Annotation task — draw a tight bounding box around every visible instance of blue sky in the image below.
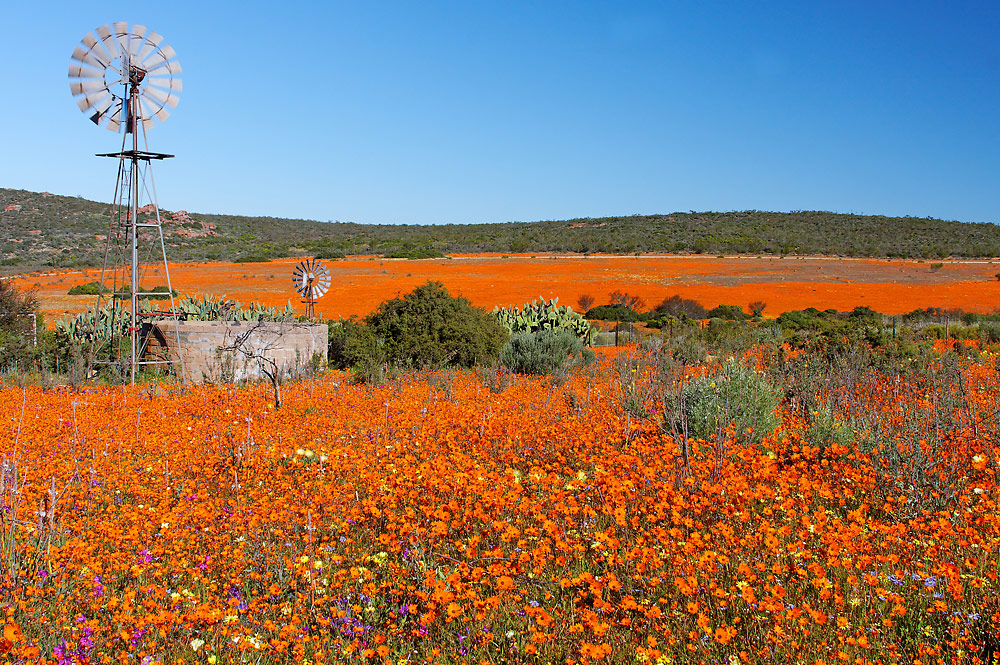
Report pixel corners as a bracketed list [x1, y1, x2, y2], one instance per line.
[1, 1, 998, 224]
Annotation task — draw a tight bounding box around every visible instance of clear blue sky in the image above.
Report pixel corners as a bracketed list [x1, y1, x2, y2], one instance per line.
[2, 1, 998, 225]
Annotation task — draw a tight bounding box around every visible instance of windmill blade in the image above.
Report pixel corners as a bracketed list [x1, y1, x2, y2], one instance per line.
[71, 46, 109, 70]
[127, 24, 148, 58]
[139, 96, 170, 124]
[95, 24, 120, 62]
[146, 77, 183, 92]
[80, 32, 114, 68]
[138, 88, 178, 115]
[77, 90, 113, 113]
[145, 59, 182, 76]
[70, 79, 110, 96]
[91, 98, 122, 129]
[69, 63, 105, 80]
[112, 21, 130, 56]
[137, 31, 164, 63]
[141, 86, 180, 109]
[105, 102, 123, 132]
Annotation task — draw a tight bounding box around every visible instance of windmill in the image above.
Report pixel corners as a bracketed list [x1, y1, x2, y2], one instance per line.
[292, 258, 331, 318]
[69, 22, 184, 384]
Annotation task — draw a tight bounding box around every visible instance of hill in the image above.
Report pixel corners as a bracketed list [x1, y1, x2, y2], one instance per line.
[2, 187, 999, 270]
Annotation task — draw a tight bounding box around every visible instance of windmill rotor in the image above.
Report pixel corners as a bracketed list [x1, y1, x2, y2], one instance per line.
[292, 258, 332, 301]
[69, 22, 181, 132]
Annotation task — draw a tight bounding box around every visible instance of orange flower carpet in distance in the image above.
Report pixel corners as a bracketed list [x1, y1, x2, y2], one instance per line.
[12, 254, 1000, 323]
[0, 351, 998, 663]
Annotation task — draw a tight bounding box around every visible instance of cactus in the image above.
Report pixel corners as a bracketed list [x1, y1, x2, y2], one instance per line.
[171, 295, 295, 322]
[56, 295, 299, 344]
[493, 296, 592, 341]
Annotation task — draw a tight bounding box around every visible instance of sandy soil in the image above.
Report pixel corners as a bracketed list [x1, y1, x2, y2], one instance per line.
[9, 254, 1000, 324]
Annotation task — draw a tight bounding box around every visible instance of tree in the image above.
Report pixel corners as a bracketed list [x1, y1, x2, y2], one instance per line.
[0, 281, 39, 372]
[366, 281, 507, 367]
[0, 280, 37, 332]
[577, 294, 595, 312]
[608, 290, 645, 311]
[748, 301, 767, 317]
[652, 294, 707, 320]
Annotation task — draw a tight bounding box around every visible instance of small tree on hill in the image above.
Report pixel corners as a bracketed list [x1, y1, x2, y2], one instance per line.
[577, 294, 595, 312]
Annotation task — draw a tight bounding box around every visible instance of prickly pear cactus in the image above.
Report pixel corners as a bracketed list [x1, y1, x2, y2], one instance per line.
[493, 296, 592, 341]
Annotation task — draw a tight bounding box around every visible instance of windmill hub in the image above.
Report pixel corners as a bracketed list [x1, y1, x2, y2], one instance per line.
[129, 66, 146, 86]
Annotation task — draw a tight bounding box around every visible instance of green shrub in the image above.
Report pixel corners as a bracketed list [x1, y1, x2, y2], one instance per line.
[980, 322, 1000, 344]
[67, 281, 107, 295]
[0, 281, 40, 372]
[665, 334, 707, 365]
[316, 249, 346, 260]
[807, 406, 856, 451]
[585, 304, 643, 322]
[499, 329, 594, 376]
[670, 360, 779, 446]
[366, 281, 507, 367]
[705, 304, 749, 321]
[327, 317, 381, 370]
[383, 247, 444, 259]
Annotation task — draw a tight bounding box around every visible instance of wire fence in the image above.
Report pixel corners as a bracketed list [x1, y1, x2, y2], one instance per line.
[590, 329, 641, 347]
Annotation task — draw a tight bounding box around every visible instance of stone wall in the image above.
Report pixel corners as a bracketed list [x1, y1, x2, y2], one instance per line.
[144, 320, 328, 383]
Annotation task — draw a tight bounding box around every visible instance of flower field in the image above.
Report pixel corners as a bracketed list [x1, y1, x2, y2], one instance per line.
[13, 254, 1000, 323]
[1, 344, 998, 663]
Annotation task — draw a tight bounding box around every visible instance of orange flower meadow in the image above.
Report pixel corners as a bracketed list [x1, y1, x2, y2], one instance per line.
[15, 254, 1000, 322]
[0, 349, 998, 663]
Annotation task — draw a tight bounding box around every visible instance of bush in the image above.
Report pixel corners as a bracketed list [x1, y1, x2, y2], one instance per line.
[328, 317, 381, 370]
[0, 281, 40, 372]
[67, 281, 107, 296]
[705, 304, 749, 321]
[499, 329, 594, 376]
[383, 247, 444, 259]
[585, 304, 643, 322]
[652, 294, 707, 320]
[670, 360, 779, 446]
[366, 281, 507, 367]
[316, 249, 346, 260]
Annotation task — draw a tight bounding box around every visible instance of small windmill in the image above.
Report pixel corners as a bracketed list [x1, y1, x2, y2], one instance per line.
[292, 258, 331, 318]
[69, 22, 184, 384]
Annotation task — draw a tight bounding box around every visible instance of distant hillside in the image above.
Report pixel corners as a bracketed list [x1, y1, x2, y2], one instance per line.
[2, 187, 998, 270]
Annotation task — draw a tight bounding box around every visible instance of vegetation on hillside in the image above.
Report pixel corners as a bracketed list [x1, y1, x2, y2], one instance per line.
[3, 187, 1000, 270]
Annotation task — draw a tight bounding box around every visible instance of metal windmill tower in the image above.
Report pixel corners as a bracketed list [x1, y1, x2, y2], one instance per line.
[69, 22, 184, 384]
[292, 258, 331, 318]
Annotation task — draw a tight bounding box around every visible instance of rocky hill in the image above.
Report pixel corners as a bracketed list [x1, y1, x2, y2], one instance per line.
[2, 187, 998, 270]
